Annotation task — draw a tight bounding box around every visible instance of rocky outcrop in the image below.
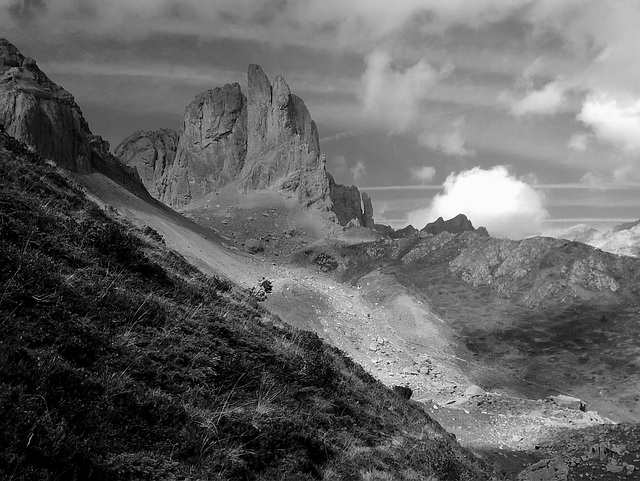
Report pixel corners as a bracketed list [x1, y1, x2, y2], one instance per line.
[517, 456, 568, 481]
[0, 38, 147, 196]
[115, 64, 372, 226]
[0, 38, 93, 172]
[330, 179, 369, 226]
[114, 129, 179, 200]
[169, 84, 247, 206]
[421, 214, 487, 236]
[392, 225, 419, 238]
[445, 236, 628, 307]
[550, 395, 586, 412]
[361, 192, 375, 228]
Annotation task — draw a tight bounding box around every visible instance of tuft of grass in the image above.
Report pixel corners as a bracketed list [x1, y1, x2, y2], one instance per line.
[0, 131, 502, 480]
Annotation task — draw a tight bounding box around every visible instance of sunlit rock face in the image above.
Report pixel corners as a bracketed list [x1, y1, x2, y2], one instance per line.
[170, 83, 248, 207]
[0, 37, 96, 172]
[115, 64, 373, 226]
[238, 64, 330, 213]
[0, 38, 145, 195]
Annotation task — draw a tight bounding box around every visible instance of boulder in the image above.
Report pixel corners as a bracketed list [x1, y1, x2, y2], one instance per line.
[550, 395, 586, 412]
[464, 385, 486, 397]
[517, 456, 568, 481]
[244, 239, 264, 254]
[393, 386, 413, 400]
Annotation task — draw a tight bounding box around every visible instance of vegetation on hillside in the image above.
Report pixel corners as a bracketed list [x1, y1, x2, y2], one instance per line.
[0, 131, 500, 480]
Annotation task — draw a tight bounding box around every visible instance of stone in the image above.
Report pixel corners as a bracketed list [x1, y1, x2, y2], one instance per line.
[244, 239, 264, 254]
[517, 456, 568, 481]
[392, 386, 413, 400]
[464, 385, 486, 397]
[550, 395, 586, 412]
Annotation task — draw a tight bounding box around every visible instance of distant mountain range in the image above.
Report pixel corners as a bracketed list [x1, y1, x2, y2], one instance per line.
[545, 220, 640, 257]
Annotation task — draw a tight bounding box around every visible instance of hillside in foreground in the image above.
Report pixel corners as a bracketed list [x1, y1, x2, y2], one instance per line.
[0, 131, 500, 479]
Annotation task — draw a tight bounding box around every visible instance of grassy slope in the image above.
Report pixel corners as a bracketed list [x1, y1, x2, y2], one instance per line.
[0, 132, 500, 480]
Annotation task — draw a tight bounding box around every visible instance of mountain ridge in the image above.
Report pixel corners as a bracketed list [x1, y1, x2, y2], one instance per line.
[546, 220, 640, 258]
[115, 64, 374, 228]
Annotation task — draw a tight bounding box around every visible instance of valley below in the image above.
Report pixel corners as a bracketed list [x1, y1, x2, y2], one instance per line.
[96, 180, 640, 479]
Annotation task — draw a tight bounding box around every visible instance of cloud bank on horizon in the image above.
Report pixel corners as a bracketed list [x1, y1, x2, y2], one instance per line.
[3, 0, 640, 235]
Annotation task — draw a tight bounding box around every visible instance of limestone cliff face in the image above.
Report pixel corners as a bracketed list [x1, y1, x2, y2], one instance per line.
[0, 38, 93, 172]
[114, 129, 179, 200]
[168, 84, 247, 206]
[116, 64, 373, 226]
[238, 65, 330, 211]
[0, 38, 146, 196]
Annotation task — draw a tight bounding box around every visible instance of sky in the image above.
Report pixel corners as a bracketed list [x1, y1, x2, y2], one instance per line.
[2, 0, 640, 238]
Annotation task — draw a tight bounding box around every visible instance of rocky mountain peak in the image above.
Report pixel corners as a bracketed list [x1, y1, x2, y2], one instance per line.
[0, 38, 145, 196]
[116, 64, 372, 227]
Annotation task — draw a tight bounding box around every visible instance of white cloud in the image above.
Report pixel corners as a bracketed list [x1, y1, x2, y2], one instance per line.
[351, 159, 367, 182]
[418, 117, 475, 156]
[360, 49, 441, 133]
[407, 166, 549, 239]
[568, 133, 588, 152]
[577, 93, 640, 155]
[411, 166, 436, 183]
[501, 80, 567, 117]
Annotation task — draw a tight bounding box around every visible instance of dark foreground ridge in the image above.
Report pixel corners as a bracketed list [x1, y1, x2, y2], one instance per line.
[0, 132, 500, 479]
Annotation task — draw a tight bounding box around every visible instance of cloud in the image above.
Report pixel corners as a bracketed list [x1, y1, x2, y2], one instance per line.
[411, 166, 436, 184]
[500, 80, 567, 117]
[407, 166, 549, 239]
[418, 117, 475, 156]
[360, 49, 441, 133]
[577, 93, 640, 156]
[351, 159, 367, 182]
[568, 133, 588, 152]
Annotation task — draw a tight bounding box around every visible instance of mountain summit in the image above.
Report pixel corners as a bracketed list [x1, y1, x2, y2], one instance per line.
[116, 65, 374, 227]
